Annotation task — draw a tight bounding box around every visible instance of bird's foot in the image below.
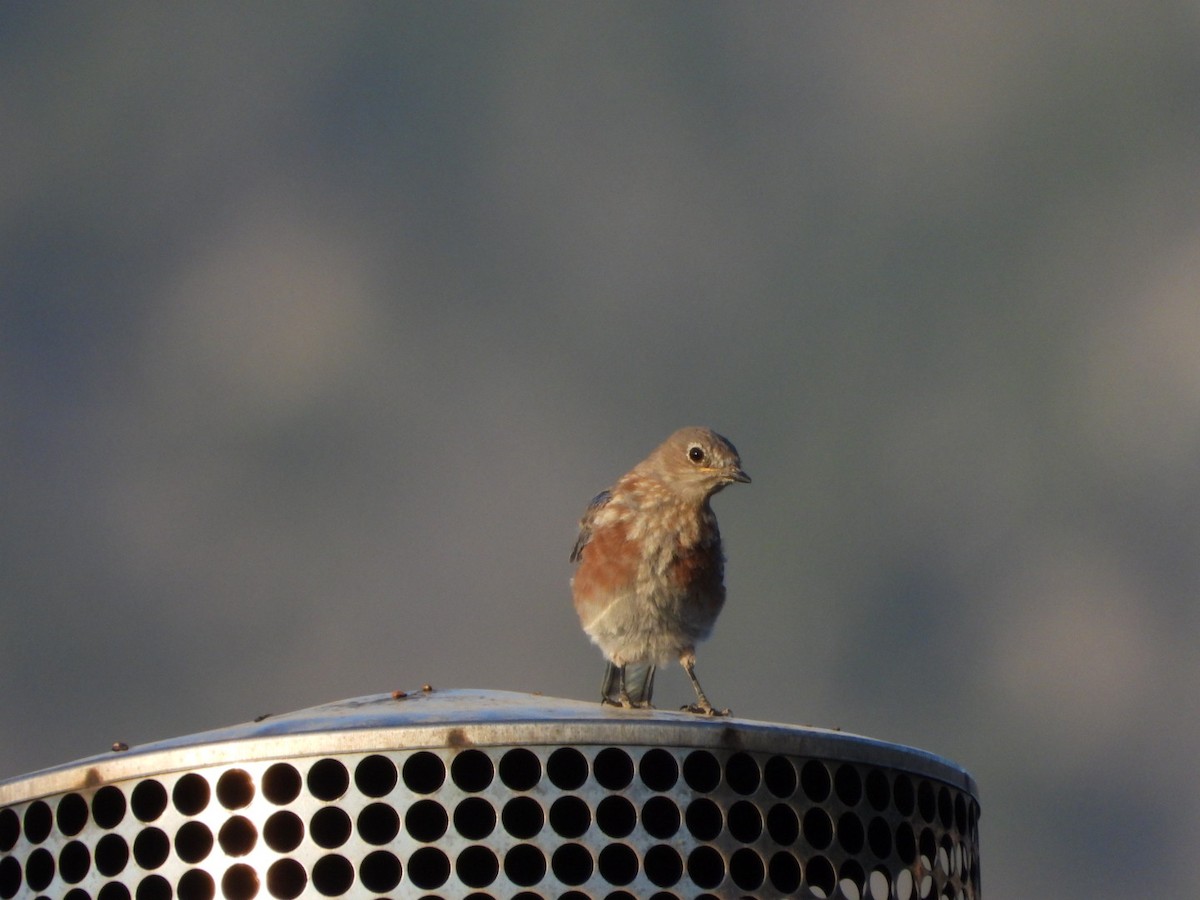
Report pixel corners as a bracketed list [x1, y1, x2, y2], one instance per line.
[682, 703, 731, 717]
[601, 695, 654, 710]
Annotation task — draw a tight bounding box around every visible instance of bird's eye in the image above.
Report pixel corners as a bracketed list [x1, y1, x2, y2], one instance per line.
[688, 446, 706, 463]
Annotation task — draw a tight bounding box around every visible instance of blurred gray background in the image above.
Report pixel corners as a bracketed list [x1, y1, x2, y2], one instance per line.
[3, 3, 1199, 898]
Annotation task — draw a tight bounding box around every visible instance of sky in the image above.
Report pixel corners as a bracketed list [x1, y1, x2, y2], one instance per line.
[3, 4, 1200, 898]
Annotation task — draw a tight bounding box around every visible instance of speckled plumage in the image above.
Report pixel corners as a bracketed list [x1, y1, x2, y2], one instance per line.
[570, 427, 750, 715]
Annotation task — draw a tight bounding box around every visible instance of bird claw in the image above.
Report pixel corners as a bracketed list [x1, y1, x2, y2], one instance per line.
[602, 696, 654, 710]
[682, 704, 731, 717]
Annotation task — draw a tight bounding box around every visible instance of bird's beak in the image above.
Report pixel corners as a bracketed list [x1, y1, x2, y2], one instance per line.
[728, 466, 751, 484]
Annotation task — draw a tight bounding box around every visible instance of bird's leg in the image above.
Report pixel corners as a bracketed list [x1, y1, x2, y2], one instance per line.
[600, 662, 639, 708]
[680, 651, 730, 717]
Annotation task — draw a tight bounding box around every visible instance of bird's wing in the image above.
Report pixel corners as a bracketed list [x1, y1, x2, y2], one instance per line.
[570, 490, 612, 563]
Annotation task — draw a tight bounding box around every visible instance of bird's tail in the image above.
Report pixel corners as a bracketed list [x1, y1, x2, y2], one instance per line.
[602, 661, 656, 707]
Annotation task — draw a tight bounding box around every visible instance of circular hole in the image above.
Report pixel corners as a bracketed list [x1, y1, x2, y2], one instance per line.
[649, 893, 680, 900]
[310, 807, 352, 849]
[360, 850, 402, 893]
[594, 748, 634, 790]
[920, 826, 937, 863]
[97, 884, 132, 900]
[175, 820, 214, 863]
[450, 750, 494, 792]
[938, 834, 955, 876]
[57, 794, 89, 836]
[869, 866, 892, 900]
[687, 845, 725, 890]
[767, 803, 800, 845]
[840, 859, 867, 899]
[726, 752, 761, 795]
[866, 769, 891, 811]
[765, 756, 797, 798]
[357, 802, 400, 845]
[868, 816, 892, 858]
[267, 858, 307, 899]
[262, 763, 302, 805]
[264, 811, 304, 853]
[133, 827, 170, 869]
[730, 847, 765, 891]
[137, 874, 172, 900]
[596, 795, 636, 838]
[728, 800, 763, 843]
[499, 748, 542, 791]
[685, 797, 723, 842]
[0, 809, 16, 853]
[95, 833, 130, 876]
[954, 793, 968, 834]
[641, 795, 681, 839]
[547, 747, 589, 790]
[838, 811, 865, 853]
[917, 780, 936, 823]
[681, 750, 720, 793]
[0, 856, 20, 898]
[407, 798, 449, 842]
[894, 774, 915, 816]
[504, 844, 547, 887]
[24, 801, 52, 843]
[770, 850, 802, 894]
[307, 759, 350, 802]
[312, 854, 354, 896]
[131, 781, 168, 822]
[454, 797, 496, 840]
[173, 773, 211, 815]
[548, 795, 591, 839]
[222, 862, 259, 900]
[456, 845, 499, 888]
[551, 843, 593, 886]
[604, 893, 636, 900]
[645, 844, 683, 887]
[218, 816, 257, 856]
[938, 786, 954, 828]
[597, 843, 638, 886]
[216, 769, 254, 810]
[408, 846, 451, 890]
[502, 796, 544, 839]
[803, 807, 834, 850]
[807, 855, 836, 897]
[639, 749, 679, 791]
[355, 755, 398, 798]
[92, 785, 127, 830]
[25, 847, 54, 890]
[178, 868, 215, 900]
[895, 821, 917, 865]
[801, 760, 831, 803]
[65, 890, 90, 900]
[835, 764, 863, 806]
[402, 751, 446, 794]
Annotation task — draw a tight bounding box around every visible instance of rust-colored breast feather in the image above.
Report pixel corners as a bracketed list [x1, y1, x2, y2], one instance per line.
[571, 520, 639, 613]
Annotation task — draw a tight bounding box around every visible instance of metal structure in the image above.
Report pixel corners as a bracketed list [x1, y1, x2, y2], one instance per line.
[0, 689, 980, 899]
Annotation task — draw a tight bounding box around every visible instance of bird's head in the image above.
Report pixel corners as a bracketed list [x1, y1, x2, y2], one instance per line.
[644, 426, 751, 502]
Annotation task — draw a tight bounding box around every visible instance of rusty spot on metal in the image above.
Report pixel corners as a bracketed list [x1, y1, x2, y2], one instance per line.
[392, 689, 408, 700]
[446, 727, 472, 749]
[81, 767, 104, 788]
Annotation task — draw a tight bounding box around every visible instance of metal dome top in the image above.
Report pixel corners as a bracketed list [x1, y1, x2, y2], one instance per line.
[0, 688, 976, 806]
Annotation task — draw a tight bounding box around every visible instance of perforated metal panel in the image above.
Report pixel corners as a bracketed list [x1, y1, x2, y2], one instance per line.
[0, 690, 980, 899]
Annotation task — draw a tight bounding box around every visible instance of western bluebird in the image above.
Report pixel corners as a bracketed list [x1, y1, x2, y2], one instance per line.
[570, 426, 750, 715]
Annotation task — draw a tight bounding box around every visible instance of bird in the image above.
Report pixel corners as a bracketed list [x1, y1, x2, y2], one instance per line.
[570, 426, 750, 716]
